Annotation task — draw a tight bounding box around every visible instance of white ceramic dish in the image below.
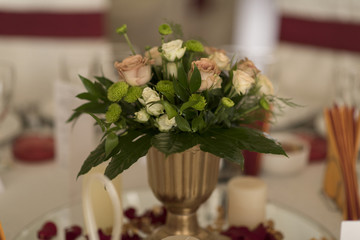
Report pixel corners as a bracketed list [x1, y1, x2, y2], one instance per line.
[0, 112, 22, 145]
[261, 132, 310, 176]
[13, 187, 335, 240]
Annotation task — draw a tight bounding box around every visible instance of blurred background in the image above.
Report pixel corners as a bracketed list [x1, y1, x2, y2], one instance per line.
[1, 0, 360, 239]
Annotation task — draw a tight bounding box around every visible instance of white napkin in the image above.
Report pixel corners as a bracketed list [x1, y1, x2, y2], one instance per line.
[340, 221, 360, 240]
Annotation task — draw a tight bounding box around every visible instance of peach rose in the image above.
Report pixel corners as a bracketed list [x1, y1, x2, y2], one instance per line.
[232, 70, 255, 95]
[191, 58, 222, 91]
[209, 51, 230, 71]
[237, 58, 260, 78]
[114, 54, 152, 86]
[257, 74, 274, 95]
[204, 46, 226, 55]
[145, 47, 162, 66]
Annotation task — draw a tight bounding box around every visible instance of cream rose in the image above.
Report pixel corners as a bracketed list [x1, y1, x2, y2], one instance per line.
[166, 62, 178, 78]
[191, 58, 222, 91]
[257, 74, 274, 95]
[232, 70, 255, 95]
[141, 87, 159, 103]
[146, 96, 164, 116]
[162, 39, 186, 62]
[209, 51, 230, 71]
[134, 108, 150, 123]
[114, 54, 152, 86]
[237, 58, 260, 78]
[145, 47, 162, 66]
[140, 87, 164, 116]
[156, 114, 176, 132]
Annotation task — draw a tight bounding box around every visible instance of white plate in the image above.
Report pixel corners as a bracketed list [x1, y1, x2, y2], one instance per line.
[13, 187, 335, 240]
[0, 112, 22, 145]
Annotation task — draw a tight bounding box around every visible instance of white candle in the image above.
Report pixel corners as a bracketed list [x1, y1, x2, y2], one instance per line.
[162, 236, 200, 240]
[82, 162, 122, 232]
[83, 173, 122, 240]
[227, 176, 267, 229]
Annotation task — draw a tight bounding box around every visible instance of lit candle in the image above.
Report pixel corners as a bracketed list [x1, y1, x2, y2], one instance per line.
[82, 162, 122, 233]
[162, 236, 200, 240]
[227, 176, 267, 229]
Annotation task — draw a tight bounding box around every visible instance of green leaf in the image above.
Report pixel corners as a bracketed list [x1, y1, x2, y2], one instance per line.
[173, 78, 189, 102]
[76, 92, 98, 101]
[105, 132, 119, 157]
[191, 115, 206, 132]
[89, 113, 107, 132]
[162, 101, 178, 119]
[104, 132, 153, 179]
[198, 133, 244, 166]
[67, 111, 82, 123]
[151, 132, 198, 155]
[177, 63, 188, 89]
[77, 140, 119, 178]
[207, 127, 287, 156]
[260, 97, 270, 110]
[94, 81, 107, 100]
[79, 75, 102, 98]
[189, 65, 201, 93]
[180, 100, 198, 113]
[175, 115, 191, 132]
[74, 102, 107, 114]
[95, 76, 114, 89]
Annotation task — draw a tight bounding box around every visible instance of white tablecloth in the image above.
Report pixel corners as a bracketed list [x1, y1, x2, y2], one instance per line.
[0, 153, 342, 240]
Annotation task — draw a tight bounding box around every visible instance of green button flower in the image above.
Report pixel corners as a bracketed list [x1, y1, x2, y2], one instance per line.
[185, 40, 204, 52]
[156, 80, 175, 97]
[221, 97, 234, 108]
[107, 81, 129, 102]
[189, 94, 206, 111]
[116, 24, 127, 35]
[106, 103, 122, 123]
[158, 24, 172, 36]
[124, 86, 143, 103]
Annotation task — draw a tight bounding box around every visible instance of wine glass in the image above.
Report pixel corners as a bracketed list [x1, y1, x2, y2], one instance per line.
[0, 61, 15, 170]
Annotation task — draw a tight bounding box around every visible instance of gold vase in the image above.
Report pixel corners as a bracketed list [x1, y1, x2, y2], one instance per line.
[146, 146, 221, 240]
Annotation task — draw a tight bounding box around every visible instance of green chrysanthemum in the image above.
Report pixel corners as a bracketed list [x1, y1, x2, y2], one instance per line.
[156, 80, 175, 97]
[107, 81, 129, 102]
[185, 40, 204, 52]
[116, 24, 127, 35]
[123, 86, 143, 103]
[158, 24, 173, 36]
[105, 103, 122, 123]
[189, 94, 206, 111]
[221, 97, 234, 108]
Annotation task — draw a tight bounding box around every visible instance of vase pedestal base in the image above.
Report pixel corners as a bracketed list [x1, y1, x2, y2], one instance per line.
[146, 212, 230, 240]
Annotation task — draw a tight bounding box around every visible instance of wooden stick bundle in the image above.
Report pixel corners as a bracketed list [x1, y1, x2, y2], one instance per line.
[324, 105, 360, 220]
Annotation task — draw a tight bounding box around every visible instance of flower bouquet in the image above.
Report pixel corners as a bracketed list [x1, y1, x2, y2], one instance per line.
[68, 23, 289, 179]
[68, 23, 292, 239]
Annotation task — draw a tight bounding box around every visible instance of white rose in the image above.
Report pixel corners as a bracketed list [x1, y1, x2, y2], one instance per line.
[167, 62, 178, 78]
[135, 108, 150, 123]
[146, 95, 164, 116]
[162, 39, 186, 62]
[156, 114, 176, 132]
[232, 70, 255, 95]
[209, 52, 230, 71]
[142, 87, 159, 103]
[257, 74, 274, 95]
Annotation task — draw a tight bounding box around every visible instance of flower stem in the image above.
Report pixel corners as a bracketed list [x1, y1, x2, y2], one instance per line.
[239, 105, 260, 117]
[124, 33, 136, 55]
